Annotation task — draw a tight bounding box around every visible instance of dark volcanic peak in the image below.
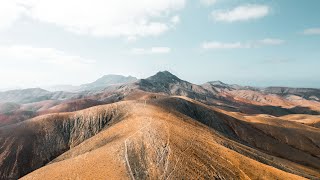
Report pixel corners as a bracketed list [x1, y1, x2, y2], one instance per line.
[137, 71, 214, 100]
[202, 80, 242, 91]
[205, 80, 233, 89]
[147, 71, 181, 83]
[207, 80, 227, 86]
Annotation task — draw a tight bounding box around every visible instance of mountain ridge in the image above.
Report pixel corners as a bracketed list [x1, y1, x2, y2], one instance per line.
[1, 71, 320, 127]
[2, 97, 319, 179]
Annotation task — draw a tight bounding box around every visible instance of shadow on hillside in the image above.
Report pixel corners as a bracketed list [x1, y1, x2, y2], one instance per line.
[207, 96, 320, 116]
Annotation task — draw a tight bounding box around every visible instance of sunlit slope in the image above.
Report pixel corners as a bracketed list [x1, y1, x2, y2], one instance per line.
[20, 97, 318, 179]
[280, 114, 320, 128]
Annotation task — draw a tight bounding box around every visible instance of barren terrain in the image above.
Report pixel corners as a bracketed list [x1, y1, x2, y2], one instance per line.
[0, 72, 320, 179]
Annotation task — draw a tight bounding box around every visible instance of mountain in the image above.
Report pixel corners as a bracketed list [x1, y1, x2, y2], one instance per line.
[2, 97, 319, 179]
[136, 71, 214, 100]
[79, 74, 137, 92]
[43, 85, 80, 92]
[43, 75, 138, 92]
[1, 71, 320, 127]
[0, 88, 50, 103]
[262, 87, 320, 101]
[0, 74, 138, 125]
[0, 71, 320, 179]
[204, 80, 236, 89]
[0, 88, 79, 104]
[0, 102, 21, 114]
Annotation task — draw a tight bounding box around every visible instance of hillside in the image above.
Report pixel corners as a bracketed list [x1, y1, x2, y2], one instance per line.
[1, 96, 319, 179]
[280, 114, 320, 128]
[263, 87, 320, 101]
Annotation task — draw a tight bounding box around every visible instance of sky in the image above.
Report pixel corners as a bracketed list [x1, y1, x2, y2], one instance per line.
[0, 0, 319, 89]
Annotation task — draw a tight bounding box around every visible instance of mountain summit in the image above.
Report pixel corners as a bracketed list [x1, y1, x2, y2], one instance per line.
[147, 71, 181, 83]
[135, 71, 211, 100]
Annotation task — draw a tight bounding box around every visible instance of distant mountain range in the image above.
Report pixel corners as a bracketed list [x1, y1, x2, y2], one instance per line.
[0, 71, 319, 111]
[0, 71, 319, 127]
[44, 74, 138, 92]
[2, 71, 318, 104]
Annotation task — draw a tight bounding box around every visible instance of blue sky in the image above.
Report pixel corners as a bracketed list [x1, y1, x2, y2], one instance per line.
[0, 0, 319, 89]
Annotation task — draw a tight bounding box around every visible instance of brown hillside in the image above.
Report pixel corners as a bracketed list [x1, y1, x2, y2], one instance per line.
[0, 97, 317, 179]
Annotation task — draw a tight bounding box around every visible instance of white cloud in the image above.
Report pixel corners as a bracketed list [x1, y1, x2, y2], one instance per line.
[5, 0, 185, 38]
[259, 38, 285, 45]
[212, 4, 269, 22]
[200, 0, 217, 6]
[126, 36, 138, 42]
[151, 47, 171, 53]
[202, 41, 250, 49]
[171, 15, 181, 25]
[0, 45, 95, 68]
[0, 0, 26, 30]
[303, 28, 320, 35]
[132, 47, 171, 54]
[202, 38, 284, 50]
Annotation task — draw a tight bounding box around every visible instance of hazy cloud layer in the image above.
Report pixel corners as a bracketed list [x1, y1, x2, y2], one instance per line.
[202, 38, 284, 50]
[211, 4, 269, 22]
[303, 28, 320, 35]
[258, 38, 285, 45]
[202, 42, 250, 49]
[132, 47, 171, 55]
